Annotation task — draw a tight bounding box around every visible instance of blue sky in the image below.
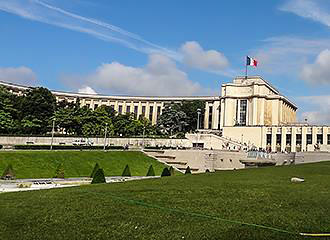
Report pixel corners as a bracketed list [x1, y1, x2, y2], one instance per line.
[1, 0, 330, 123]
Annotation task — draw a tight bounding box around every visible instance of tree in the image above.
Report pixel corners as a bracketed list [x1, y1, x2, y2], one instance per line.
[157, 103, 188, 135]
[90, 163, 100, 178]
[185, 166, 192, 175]
[169, 166, 175, 176]
[122, 164, 131, 177]
[1, 164, 15, 179]
[146, 165, 155, 176]
[161, 167, 171, 177]
[180, 100, 205, 132]
[91, 168, 106, 184]
[0, 110, 14, 133]
[20, 87, 56, 134]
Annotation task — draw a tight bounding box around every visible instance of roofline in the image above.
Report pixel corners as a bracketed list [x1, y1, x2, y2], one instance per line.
[0, 80, 219, 101]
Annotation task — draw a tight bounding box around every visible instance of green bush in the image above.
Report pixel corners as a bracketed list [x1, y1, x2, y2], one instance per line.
[1, 164, 15, 179]
[205, 169, 210, 173]
[90, 163, 100, 178]
[91, 168, 106, 184]
[0, 145, 3, 149]
[161, 167, 171, 177]
[122, 164, 131, 177]
[13, 145, 124, 150]
[146, 165, 155, 176]
[185, 166, 191, 175]
[54, 163, 65, 178]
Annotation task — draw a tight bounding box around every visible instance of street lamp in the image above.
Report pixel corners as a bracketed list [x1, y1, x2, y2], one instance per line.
[197, 108, 201, 130]
[50, 117, 56, 150]
[103, 123, 108, 151]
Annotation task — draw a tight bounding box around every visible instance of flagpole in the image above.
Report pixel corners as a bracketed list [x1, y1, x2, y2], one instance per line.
[245, 56, 248, 79]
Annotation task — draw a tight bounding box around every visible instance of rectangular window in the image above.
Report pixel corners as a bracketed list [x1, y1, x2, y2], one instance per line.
[208, 106, 213, 129]
[239, 100, 247, 126]
[142, 106, 146, 118]
[156, 106, 161, 121]
[276, 134, 281, 145]
[134, 106, 138, 114]
[317, 134, 323, 144]
[126, 106, 130, 114]
[286, 134, 291, 145]
[149, 106, 153, 121]
[266, 134, 272, 145]
[118, 105, 122, 114]
[306, 134, 312, 145]
[94, 104, 98, 109]
[328, 134, 330, 145]
[296, 134, 302, 145]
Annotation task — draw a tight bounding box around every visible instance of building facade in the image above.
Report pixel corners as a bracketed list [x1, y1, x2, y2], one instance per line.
[1, 76, 329, 153]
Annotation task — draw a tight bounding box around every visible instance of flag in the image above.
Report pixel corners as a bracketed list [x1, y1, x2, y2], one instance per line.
[246, 56, 258, 67]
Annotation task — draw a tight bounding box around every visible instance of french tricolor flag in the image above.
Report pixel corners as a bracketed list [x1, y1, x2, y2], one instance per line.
[246, 56, 258, 67]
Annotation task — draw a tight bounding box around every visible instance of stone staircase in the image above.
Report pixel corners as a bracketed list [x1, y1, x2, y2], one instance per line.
[143, 149, 196, 173]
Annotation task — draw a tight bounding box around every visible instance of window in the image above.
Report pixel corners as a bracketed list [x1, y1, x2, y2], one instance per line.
[328, 134, 330, 145]
[286, 134, 291, 145]
[94, 104, 98, 109]
[208, 106, 213, 129]
[134, 106, 138, 115]
[118, 105, 122, 114]
[149, 106, 153, 121]
[266, 134, 272, 145]
[156, 106, 161, 120]
[126, 106, 130, 114]
[317, 134, 323, 144]
[142, 106, 146, 116]
[296, 134, 302, 145]
[306, 134, 312, 145]
[239, 100, 247, 126]
[86, 104, 90, 109]
[276, 134, 281, 145]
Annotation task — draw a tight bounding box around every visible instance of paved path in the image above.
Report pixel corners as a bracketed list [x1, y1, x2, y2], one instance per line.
[0, 176, 159, 193]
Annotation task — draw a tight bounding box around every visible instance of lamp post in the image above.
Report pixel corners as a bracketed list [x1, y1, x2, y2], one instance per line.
[50, 117, 56, 150]
[103, 123, 108, 151]
[197, 108, 201, 130]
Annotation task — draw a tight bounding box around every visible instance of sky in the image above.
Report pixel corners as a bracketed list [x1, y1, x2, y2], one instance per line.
[2, 0, 330, 124]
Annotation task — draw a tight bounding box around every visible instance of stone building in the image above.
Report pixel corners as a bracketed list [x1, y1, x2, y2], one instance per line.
[1, 76, 329, 153]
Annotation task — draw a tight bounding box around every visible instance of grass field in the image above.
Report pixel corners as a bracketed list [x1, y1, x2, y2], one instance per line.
[1, 162, 330, 239]
[0, 151, 167, 178]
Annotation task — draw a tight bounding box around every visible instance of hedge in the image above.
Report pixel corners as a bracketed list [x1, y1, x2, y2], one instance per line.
[13, 145, 124, 150]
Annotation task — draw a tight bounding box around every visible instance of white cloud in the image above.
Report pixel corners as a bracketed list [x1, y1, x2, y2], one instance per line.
[297, 95, 330, 124]
[252, 36, 330, 75]
[78, 85, 97, 94]
[68, 54, 212, 96]
[180, 41, 229, 71]
[280, 0, 330, 27]
[301, 49, 330, 84]
[0, 66, 37, 85]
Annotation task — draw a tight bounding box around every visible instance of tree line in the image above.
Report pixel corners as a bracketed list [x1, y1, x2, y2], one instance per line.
[0, 86, 205, 137]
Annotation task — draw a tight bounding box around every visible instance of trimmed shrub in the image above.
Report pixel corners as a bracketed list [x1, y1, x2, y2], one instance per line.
[161, 167, 171, 177]
[1, 164, 15, 179]
[54, 163, 65, 178]
[122, 164, 131, 177]
[185, 166, 192, 175]
[91, 168, 106, 184]
[205, 169, 210, 173]
[0, 145, 3, 150]
[146, 165, 155, 176]
[169, 166, 175, 176]
[13, 145, 124, 150]
[90, 163, 100, 178]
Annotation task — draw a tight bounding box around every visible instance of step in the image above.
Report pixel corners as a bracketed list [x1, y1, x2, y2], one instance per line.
[165, 161, 187, 165]
[178, 167, 199, 171]
[143, 149, 165, 154]
[155, 155, 176, 159]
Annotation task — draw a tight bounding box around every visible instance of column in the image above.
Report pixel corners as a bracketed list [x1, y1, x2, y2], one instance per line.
[291, 127, 296, 152]
[271, 127, 276, 152]
[204, 102, 209, 129]
[323, 127, 328, 147]
[301, 127, 307, 151]
[220, 99, 225, 128]
[212, 100, 220, 129]
[312, 127, 317, 146]
[122, 101, 127, 114]
[259, 98, 265, 126]
[152, 102, 157, 125]
[252, 98, 257, 125]
[281, 127, 286, 152]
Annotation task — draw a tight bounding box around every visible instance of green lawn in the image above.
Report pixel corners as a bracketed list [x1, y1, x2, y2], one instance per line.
[0, 151, 167, 178]
[1, 162, 330, 240]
